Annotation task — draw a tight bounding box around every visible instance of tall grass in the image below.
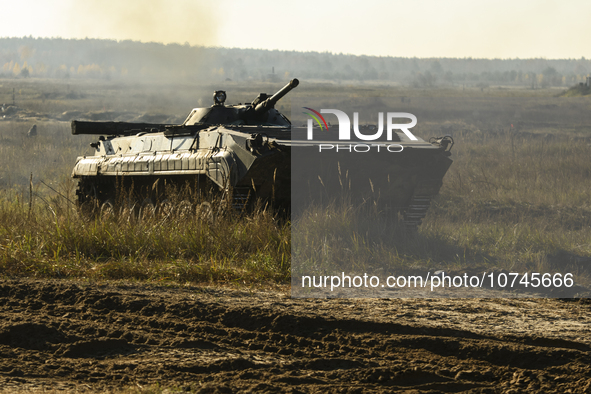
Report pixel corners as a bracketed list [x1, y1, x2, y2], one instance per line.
[1, 127, 589, 287]
[292, 127, 591, 288]
[424, 128, 591, 277]
[0, 190, 290, 284]
[1, 80, 590, 287]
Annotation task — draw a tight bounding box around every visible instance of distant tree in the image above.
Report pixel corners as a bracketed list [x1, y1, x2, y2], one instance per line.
[412, 71, 437, 88]
[430, 60, 443, 75]
[20, 67, 29, 78]
[12, 62, 21, 76]
[362, 65, 378, 80]
[541, 67, 562, 87]
[564, 73, 578, 86]
[525, 71, 537, 89]
[509, 70, 517, 82]
[574, 63, 587, 77]
[3, 37, 591, 86]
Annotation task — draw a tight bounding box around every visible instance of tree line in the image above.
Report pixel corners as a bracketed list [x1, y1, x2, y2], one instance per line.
[1, 37, 589, 87]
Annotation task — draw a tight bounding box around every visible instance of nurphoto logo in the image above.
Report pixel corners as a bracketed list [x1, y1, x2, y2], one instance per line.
[303, 108, 419, 152]
[303, 108, 418, 141]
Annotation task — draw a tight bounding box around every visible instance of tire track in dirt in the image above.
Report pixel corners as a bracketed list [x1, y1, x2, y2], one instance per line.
[0, 279, 590, 393]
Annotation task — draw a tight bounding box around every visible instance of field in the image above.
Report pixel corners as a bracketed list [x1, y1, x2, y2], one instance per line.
[1, 279, 590, 393]
[0, 78, 590, 392]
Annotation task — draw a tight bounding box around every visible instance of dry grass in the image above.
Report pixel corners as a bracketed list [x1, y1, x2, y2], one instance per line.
[291, 92, 591, 289]
[292, 130, 591, 286]
[0, 79, 590, 288]
[424, 130, 591, 276]
[0, 189, 290, 284]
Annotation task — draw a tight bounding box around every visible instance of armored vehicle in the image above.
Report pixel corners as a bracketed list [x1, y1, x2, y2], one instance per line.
[71, 79, 453, 227]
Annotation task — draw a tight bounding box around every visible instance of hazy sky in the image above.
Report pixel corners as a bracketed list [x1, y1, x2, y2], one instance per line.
[1, 0, 589, 59]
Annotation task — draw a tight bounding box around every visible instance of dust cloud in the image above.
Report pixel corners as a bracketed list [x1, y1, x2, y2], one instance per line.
[66, 0, 219, 47]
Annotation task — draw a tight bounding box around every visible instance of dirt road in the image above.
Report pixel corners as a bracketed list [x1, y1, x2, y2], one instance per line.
[0, 279, 590, 393]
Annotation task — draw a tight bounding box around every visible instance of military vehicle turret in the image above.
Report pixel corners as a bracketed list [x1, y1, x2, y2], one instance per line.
[71, 78, 453, 228]
[72, 80, 298, 216]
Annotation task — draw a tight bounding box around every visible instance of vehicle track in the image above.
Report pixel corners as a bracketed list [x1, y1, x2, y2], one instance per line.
[0, 279, 590, 393]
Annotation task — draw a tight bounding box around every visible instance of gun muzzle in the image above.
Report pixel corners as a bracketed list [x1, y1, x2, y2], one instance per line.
[254, 78, 299, 113]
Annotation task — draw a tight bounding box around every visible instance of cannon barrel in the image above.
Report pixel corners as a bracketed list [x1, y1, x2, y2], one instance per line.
[254, 78, 299, 113]
[71, 120, 209, 136]
[71, 120, 169, 135]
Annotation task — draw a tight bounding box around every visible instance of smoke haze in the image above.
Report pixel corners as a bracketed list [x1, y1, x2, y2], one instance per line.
[3, 0, 591, 58]
[63, 0, 218, 47]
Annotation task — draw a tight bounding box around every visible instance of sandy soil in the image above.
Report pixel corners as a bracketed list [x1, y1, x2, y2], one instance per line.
[0, 279, 590, 393]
